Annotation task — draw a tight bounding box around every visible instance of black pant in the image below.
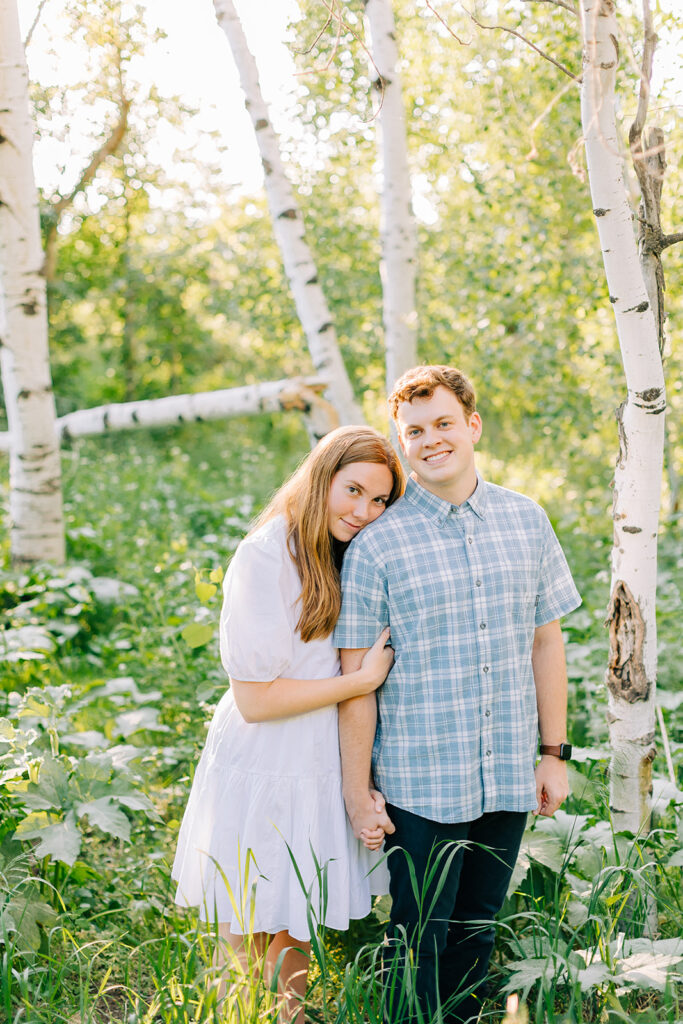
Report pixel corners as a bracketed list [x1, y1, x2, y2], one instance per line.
[382, 805, 527, 1024]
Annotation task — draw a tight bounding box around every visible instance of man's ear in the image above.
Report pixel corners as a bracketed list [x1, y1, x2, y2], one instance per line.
[396, 425, 406, 455]
[470, 411, 483, 444]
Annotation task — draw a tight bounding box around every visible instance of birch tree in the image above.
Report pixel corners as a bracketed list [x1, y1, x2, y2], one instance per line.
[213, 0, 362, 427]
[579, 0, 667, 835]
[0, 0, 65, 565]
[364, 0, 417, 390]
[0, 377, 331, 451]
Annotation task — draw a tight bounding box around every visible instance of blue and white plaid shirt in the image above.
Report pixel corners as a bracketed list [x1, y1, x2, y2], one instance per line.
[334, 475, 581, 823]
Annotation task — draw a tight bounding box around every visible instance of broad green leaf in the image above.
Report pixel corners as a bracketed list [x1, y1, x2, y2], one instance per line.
[502, 957, 560, 997]
[615, 950, 683, 991]
[116, 792, 158, 816]
[181, 622, 214, 649]
[24, 756, 72, 810]
[575, 960, 611, 991]
[195, 581, 217, 603]
[17, 810, 82, 866]
[0, 893, 58, 951]
[76, 797, 131, 840]
[113, 708, 169, 737]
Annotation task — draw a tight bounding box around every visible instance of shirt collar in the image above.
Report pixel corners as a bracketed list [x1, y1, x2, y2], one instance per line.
[404, 474, 488, 525]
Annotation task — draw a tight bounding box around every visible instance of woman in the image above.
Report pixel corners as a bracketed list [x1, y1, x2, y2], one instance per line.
[172, 426, 404, 1022]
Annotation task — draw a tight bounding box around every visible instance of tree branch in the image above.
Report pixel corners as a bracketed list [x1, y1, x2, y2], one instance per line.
[43, 97, 130, 281]
[461, 6, 581, 81]
[661, 231, 683, 250]
[521, 0, 578, 16]
[422, 2, 470, 45]
[628, 0, 657, 177]
[24, 0, 50, 48]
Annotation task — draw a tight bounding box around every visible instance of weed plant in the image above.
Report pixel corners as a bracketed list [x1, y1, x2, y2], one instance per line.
[0, 418, 681, 1021]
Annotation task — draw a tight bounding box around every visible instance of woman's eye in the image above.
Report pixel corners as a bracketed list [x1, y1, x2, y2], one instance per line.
[347, 486, 359, 494]
[373, 497, 387, 505]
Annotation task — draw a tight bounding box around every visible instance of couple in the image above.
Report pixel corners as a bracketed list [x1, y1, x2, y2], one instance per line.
[172, 364, 581, 1023]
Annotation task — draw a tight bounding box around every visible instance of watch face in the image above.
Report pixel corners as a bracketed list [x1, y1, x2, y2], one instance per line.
[560, 743, 572, 760]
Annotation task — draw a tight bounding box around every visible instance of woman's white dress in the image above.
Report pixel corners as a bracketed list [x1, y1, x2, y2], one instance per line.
[172, 516, 388, 941]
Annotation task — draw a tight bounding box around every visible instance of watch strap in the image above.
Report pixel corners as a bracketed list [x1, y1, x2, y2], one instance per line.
[539, 743, 572, 760]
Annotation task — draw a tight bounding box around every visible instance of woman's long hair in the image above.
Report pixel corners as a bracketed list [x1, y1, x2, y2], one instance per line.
[252, 426, 404, 642]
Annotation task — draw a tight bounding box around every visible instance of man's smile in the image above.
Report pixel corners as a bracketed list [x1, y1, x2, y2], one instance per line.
[423, 450, 452, 464]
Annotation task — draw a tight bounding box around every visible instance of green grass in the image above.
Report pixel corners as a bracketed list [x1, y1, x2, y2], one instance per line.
[0, 418, 681, 1022]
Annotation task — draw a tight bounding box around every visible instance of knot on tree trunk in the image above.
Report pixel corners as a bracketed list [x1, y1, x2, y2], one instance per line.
[605, 580, 649, 702]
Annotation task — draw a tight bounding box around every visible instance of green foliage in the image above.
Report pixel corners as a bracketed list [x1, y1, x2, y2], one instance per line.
[0, 422, 681, 1021]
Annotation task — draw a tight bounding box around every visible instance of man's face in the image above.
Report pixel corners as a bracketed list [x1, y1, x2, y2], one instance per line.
[396, 385, 482, 501]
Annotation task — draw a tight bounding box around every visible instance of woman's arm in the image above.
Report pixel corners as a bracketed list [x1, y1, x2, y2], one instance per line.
[231, 629, 393, 723]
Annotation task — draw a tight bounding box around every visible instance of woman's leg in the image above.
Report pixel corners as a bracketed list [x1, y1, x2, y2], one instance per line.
[213, 924, 267, 1002]
[265, 930, 311, 1024]
[212, 925, 310, 1023]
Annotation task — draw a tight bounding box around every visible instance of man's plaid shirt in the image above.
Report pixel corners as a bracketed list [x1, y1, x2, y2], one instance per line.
[334, 475, 581, 823]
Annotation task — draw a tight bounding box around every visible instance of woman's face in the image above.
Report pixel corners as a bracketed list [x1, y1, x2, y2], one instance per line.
[327, 461, 394, 542]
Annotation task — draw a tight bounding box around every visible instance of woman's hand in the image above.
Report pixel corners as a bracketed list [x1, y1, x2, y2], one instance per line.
[354, 628, 394, 694]
[359, 825, 385, 851]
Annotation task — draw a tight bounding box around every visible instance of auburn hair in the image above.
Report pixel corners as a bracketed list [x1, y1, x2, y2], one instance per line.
[388, 365, 476, 421]
[253, 426, 404, 642]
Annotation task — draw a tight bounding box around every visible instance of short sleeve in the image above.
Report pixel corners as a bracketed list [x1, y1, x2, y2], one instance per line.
[535, 514, 582, 626]
[219, 533, 294, 681]
[334, 540, 389, 649]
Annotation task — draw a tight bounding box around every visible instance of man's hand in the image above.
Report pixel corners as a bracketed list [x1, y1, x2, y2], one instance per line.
[345, 787, 395, 840]
[534, 755, 569, 816]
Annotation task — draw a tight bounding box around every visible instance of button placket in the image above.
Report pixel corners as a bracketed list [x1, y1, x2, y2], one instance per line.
[462, 514, 495, 784]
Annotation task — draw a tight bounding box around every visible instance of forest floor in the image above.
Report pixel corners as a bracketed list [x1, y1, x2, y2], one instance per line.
[1, 417, 681, 1022]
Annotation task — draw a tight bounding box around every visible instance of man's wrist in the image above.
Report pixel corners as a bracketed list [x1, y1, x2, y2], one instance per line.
[539, 742, 572, 760]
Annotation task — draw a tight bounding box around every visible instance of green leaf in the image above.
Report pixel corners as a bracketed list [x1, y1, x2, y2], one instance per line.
[113, 707, 169, 737]
[76, 797, 131, 840]
[16, 810, 82, 866]
[115, 792, 158, 816]
[0, 893, 58, 951]
[502, 957, 560, 997]
[181, 622, 214, 649]
[195, 581, 217, 603]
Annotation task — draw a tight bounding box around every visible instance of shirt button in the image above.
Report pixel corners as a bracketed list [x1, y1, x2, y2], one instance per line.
[467, 536, 473, 544]
[483, 665, 489, 673]
[480, 622, 486, 630]
[486, 749, 492, 757]
[475, 579, 482, 587]
[485, 709, 491, 717]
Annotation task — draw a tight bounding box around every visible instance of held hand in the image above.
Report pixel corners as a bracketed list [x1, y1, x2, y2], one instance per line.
[356, 628, 394, 693]
[345, 788, 395, 839]
[534, 756, 569, 817]
[359, 826, 385, 851]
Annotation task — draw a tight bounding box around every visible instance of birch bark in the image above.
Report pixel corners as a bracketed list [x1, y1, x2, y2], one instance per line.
[364, 0, 418, 390]
[213, 0, 362, 425]
[579, 0, 665, 834]
[0, 377, 330, 447]
[0, 0, 65, 564]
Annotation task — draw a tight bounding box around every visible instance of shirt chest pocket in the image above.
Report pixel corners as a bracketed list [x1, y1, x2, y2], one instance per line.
[496, 563, 538, 621]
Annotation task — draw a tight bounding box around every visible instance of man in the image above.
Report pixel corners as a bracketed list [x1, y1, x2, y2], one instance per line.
[334, 365, 580, 1023]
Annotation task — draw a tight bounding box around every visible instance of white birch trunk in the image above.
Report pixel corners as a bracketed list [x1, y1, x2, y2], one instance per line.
[213, 0, 362, 425]
[0, 377, 331, 448]
[365, 0, 418, 391]
[0, 0, 65, 564]
[580, 0, 665, 835]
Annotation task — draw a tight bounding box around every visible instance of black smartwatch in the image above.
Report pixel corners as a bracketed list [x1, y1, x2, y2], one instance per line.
[539, 743, 572, 760]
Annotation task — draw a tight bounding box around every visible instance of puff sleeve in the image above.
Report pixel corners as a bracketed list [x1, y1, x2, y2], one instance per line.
[219, 531, 295, 682]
